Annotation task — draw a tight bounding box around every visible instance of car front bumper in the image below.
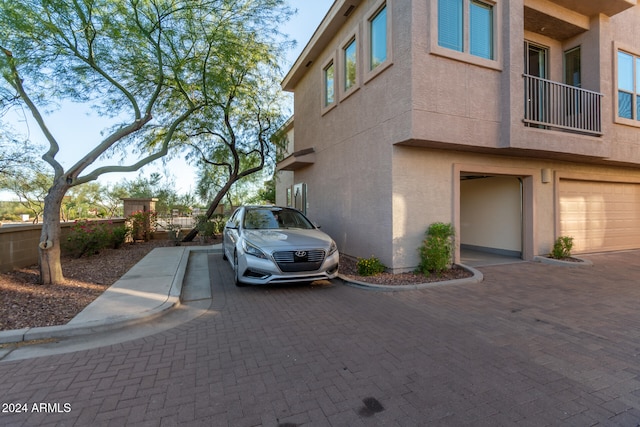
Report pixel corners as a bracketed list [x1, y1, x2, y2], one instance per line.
[238, 250, 340, 285]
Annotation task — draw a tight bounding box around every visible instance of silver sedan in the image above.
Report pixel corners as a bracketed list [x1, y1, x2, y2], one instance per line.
[222, 206, 339, 286]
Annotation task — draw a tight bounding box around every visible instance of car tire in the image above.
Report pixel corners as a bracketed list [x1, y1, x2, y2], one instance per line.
[233, 252, 245, 287]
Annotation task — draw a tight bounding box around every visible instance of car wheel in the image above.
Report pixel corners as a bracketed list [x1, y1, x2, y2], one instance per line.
[233, 252, 245, 287]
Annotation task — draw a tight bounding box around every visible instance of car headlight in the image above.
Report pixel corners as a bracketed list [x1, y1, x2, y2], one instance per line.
[328, 240, 338, 256]
[242, 240, 267, 259]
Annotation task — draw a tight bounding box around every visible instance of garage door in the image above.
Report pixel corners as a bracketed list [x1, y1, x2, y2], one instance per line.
[559, 179, 640, 253]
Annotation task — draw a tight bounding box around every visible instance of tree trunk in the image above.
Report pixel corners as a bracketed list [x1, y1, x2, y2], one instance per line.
[39, 182, 68, 285]
[182, 178, 236, 242]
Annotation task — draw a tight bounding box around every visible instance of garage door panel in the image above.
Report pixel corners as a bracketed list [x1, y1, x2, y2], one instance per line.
[559, 180, 640, 253]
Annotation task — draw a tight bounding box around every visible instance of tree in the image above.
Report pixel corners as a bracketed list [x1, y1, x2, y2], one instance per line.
[2, 169, 51, 223]
[0, 130, 42, 187]
[182, 61, 289, 241]
[0, 0, 291, 284]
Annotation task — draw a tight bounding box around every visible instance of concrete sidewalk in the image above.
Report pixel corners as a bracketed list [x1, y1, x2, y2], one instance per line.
[0, 244, 220, 348]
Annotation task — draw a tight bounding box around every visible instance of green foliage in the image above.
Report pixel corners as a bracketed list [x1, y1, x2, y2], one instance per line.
[64, 220, 130, 258]
[195, 214, 226, 238]
[128, 210, 158, 241]
[550, 236, 574, 259]
[357, 256, 386, 276]
[418, 222, 455, 276]
[1, 0, 293, 279]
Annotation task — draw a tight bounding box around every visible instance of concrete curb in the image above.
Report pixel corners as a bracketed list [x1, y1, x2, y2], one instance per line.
[0, 245, 217, 346]
[339, 263, 483, 291]
[533, 255, 593, 267]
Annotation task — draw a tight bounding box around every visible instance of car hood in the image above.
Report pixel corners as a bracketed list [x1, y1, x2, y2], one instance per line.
[243, 228, 332, 251]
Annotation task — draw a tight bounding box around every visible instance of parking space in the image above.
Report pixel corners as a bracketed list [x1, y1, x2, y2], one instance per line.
[1, 251, 640, 425]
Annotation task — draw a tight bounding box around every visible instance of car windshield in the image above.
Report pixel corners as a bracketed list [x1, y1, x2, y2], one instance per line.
[243, 208, 315, 230]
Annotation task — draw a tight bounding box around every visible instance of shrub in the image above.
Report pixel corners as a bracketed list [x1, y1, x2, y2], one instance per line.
[195, 215, 217, 238]
[418, 222, 455, 276]
[65, 220, 108, 258]
[195, 214, 227, 238]
[65, 221, 130, 257]
[128, 210, 157, 241]
[107, 224, 130, 249]
[550, 236, 573, 259]
[357, 256, 386, 276]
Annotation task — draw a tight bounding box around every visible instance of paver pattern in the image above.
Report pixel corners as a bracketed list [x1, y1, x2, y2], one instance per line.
[2, 251, 640, 426]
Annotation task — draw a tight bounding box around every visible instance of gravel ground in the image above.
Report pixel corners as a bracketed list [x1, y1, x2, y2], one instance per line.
[0, 240, 470, 331]
[0, 239, 209, 331]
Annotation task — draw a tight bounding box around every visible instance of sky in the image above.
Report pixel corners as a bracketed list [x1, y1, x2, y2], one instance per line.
[2, 0, 335, 201]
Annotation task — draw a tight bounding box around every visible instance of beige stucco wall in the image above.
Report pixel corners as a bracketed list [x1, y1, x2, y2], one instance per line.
[281, 0, 640, 272]
[390, 147, 640, 272]
[283, 0, 415, 262]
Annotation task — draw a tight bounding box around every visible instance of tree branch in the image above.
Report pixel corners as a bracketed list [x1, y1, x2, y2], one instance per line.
[1, 46, 64, 178]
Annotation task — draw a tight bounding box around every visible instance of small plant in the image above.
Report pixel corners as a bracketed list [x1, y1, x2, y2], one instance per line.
[165, 223, 182, 246]
[550, 236, 574, 259]
[195, 215, 217, 239]
[418, 222, 455, 276]
[106, 223, 130, 249]
[357, 256, 386, 276]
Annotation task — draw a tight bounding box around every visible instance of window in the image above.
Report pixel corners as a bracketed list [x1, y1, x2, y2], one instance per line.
[469, 1, 493, 59]
[344, 38, 357, 91]
[369, 5, 387, 70]
[564, 47, 581, 88]
[438, 0, 463, 52]
[324, 61, 335, 107]
[617, 50, 640, 121]
[438, 0, 495, 60]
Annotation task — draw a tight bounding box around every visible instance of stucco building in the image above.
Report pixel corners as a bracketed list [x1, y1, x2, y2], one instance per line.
[276, 0, 640, 272]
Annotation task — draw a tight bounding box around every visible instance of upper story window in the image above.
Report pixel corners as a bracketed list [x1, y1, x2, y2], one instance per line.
[369, 5, 387, 70]
[438, 0, 495, 60]
[469, 1, 493, 59]
[324, 61, 335, 107]
[617, 50, 640, 121]
[344, 38, 357, 91]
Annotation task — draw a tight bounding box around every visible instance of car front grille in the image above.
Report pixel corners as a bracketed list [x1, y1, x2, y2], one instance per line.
[273, 249, 326, 272]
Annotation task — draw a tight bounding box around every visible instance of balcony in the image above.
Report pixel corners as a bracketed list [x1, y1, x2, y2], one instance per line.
[546, 0, 636, 18]
[523, 74, 603, 136]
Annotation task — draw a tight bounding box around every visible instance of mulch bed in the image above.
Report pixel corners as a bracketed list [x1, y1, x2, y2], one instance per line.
[339, 256, 473, 286]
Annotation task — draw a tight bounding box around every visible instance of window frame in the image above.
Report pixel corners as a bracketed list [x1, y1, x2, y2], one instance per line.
[430, 0, 501, 71]
[320, 54, 338, 115]
[614, 43, 640, 128]
[339, 27, 361, 101]
[364, 0, 393, 83]
[343, 37, 357, 92]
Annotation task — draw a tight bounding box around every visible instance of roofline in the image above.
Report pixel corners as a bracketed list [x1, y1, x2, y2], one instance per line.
[281, 0, 363, 92]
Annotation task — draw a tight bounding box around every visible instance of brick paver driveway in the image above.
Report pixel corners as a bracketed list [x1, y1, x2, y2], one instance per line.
[2, 251, 640, 426]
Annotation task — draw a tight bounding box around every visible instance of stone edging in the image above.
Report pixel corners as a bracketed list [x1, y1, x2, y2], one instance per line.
[339, 264, 483, 291]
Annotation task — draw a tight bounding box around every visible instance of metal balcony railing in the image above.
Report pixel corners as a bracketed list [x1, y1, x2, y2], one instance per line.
[523, 74, 603, 136]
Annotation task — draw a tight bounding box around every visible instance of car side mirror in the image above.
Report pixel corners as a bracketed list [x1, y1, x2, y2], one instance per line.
[226, 221, 238, 229]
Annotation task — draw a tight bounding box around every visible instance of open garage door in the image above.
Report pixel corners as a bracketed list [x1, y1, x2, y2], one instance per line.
[460, 175, 522, 257]
[559, 179, 640, 253]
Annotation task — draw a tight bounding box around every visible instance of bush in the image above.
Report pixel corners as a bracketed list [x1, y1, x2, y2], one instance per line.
[65, 220, 130, 257]
[65, 221, 107, 258]
[550, 236, 573, 259]
[195, 215, 217, 238]
[107, 224, 130, 249]
[357, 256, 386, 276]
[418, 222, 455, 276]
